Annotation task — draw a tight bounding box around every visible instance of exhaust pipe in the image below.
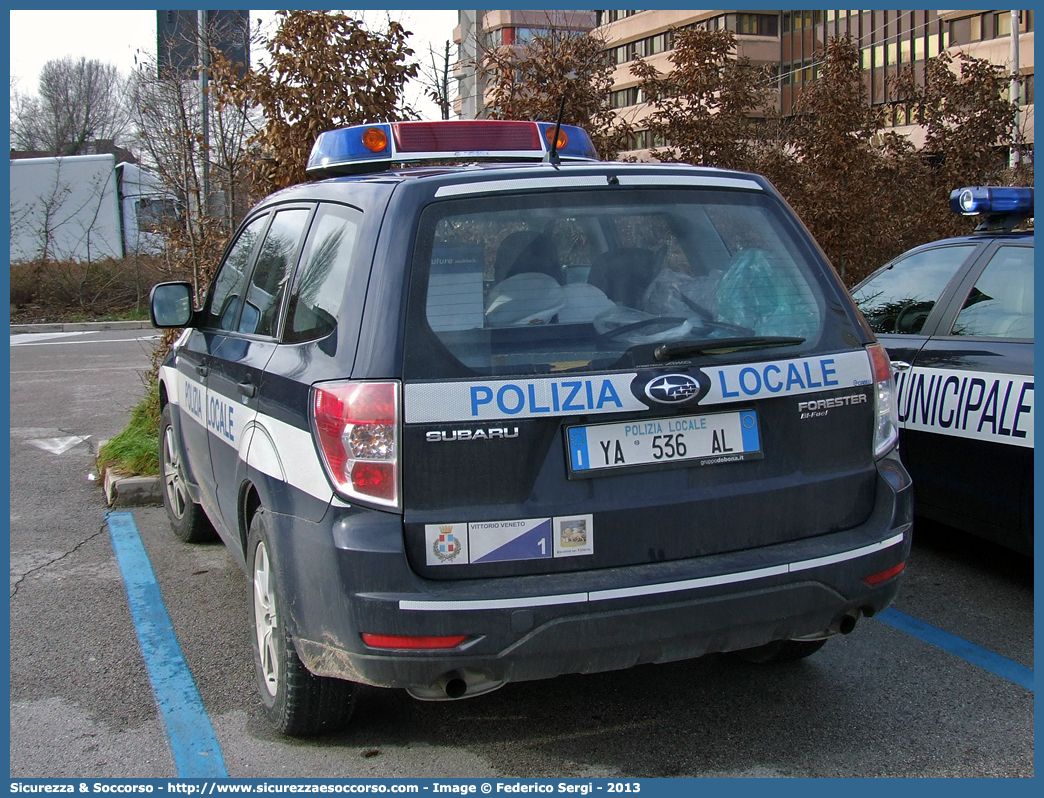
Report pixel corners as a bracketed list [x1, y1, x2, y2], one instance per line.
[436, 671, 468, 699]
[406, 671, 505, 701]
[838, 611, 860, 635]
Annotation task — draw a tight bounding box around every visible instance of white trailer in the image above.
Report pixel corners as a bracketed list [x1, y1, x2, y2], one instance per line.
[9, 154, 176, 263]
[117, 161, 179, 259]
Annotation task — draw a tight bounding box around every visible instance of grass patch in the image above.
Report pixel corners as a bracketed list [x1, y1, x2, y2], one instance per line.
[97, 376, 161, 477]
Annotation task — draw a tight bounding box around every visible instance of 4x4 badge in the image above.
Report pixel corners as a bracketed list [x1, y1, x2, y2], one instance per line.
[645, 374, 700, 404]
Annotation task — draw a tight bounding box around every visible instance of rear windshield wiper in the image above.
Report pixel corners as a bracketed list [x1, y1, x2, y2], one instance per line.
[654, 336, 806, 362]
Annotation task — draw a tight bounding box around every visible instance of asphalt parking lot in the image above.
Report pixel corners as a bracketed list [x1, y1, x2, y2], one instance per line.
[8, 327, 1034, 778]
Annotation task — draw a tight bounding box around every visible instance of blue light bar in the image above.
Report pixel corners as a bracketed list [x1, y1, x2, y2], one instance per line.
[949, 186, 1034, 216]
[306, 120, 600, 176]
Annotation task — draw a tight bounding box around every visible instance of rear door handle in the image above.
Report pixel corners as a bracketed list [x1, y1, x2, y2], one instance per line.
[237, 380, 256, 398]
[197, 364, 208, 377]
[890, 361, 912, 372]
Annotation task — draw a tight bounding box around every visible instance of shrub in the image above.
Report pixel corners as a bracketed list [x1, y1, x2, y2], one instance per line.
[9, 255, 176, 322]
[96, 374, 161, 477]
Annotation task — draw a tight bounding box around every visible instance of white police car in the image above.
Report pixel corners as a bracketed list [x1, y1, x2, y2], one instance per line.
[150, 120, 912, 735]
[852, 187, 1033, 555]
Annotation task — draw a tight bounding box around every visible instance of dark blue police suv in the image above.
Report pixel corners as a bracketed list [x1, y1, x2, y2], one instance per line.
[150, 120, 912, 735]
[852, 186, 1033, 556]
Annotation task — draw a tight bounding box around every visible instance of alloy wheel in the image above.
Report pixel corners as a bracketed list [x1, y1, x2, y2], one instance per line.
[253, 541, 280, 697]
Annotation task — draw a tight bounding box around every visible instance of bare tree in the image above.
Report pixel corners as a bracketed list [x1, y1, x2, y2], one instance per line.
[11, 57, 128, 155]
[418, 40, 453, 120]
[209, 49, 263, 228]
[128, 16, 261, 298]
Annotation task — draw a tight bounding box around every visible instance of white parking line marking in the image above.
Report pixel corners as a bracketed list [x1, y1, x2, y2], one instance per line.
[10, 331, 99, 345]
[26, 436, 90, 455]
[10, 335, 159, 347]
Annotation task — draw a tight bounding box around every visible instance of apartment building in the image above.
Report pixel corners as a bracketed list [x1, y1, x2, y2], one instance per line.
[452, 9, 1032, 158]
[778, 9, 1033, 149]
[594, 9, 1033, 157]
[940, 9, 1034, 150]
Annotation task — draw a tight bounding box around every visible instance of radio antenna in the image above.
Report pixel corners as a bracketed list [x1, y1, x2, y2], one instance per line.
[545, 71, 577, 166]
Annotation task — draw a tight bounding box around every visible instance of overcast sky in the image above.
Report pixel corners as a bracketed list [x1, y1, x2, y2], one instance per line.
[8, 9, 460, 121]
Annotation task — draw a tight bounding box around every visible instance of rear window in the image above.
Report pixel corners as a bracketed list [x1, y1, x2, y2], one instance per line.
[404, 188, 827, 379]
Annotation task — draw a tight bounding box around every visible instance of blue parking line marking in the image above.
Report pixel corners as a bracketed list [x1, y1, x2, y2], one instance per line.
[106, 511, 228, 777]
[877, 608, 1034, 692]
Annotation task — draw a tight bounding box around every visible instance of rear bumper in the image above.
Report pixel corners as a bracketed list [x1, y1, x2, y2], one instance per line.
[269, 453, 912, 696]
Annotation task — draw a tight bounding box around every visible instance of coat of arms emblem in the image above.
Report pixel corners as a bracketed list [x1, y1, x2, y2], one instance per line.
[432, 525, 463, 562]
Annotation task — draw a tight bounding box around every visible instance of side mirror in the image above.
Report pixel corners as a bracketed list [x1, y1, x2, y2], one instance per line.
[150, 282, 196, 328]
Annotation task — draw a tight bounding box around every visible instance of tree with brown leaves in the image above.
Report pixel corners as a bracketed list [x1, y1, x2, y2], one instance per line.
[616, 30, 1025, 286]
[244, 11, 417, 192]
[765, 36, 893, 283]
[890, 51, 1027, 248]
[630, 28, 773, 171]
[481, 27, 632, 159]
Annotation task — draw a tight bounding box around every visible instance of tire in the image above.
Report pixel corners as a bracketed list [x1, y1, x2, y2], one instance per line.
[732, 638, 827, 664]
[160, 403, 216, 543]
[248, 508, 357, 736]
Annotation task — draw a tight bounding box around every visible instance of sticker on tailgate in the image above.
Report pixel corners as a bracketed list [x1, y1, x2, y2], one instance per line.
[425, 514, 594, 565]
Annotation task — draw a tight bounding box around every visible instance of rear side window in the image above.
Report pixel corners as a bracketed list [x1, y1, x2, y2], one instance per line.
[404, 188, 827, 379]
[284, 203, 362, 343]
[852, 245, 974, 335]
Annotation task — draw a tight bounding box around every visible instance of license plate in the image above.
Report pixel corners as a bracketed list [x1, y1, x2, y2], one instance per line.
[567, 410, 761, 474]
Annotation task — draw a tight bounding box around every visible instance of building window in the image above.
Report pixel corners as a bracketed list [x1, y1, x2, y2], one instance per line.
[971, 13, 984, 41]
[611, 87, 642, 108]
[649, 30, 672, 54]
[597, 10, 645, 26]
[1007, 73, 1035, 104]
[950, 10, 1033, 45]
[484, 28, 503, 49]
[996, 12, 1011, 37]
[782, 10, 822, 33]
[695, 16, 724, 33]
[727, 13, 779, 37]
[516, 27, 550, 43]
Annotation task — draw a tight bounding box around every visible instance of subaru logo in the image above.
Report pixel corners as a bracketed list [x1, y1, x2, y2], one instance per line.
[645, 374, 700, 404]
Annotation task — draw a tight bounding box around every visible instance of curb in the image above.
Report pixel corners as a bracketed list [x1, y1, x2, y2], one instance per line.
[104, 471, 163, 508]
[10, 320, 153, 334]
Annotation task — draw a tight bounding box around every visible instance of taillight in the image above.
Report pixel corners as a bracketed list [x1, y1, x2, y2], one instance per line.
[863, 561, 906, 586]
[310, 380, 400, 509]
[361, 634, 468, 650]
[867, 344, 899, 458]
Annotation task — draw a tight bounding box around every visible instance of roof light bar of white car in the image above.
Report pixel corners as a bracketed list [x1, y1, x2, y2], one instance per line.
[305, 120, 600, 176]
